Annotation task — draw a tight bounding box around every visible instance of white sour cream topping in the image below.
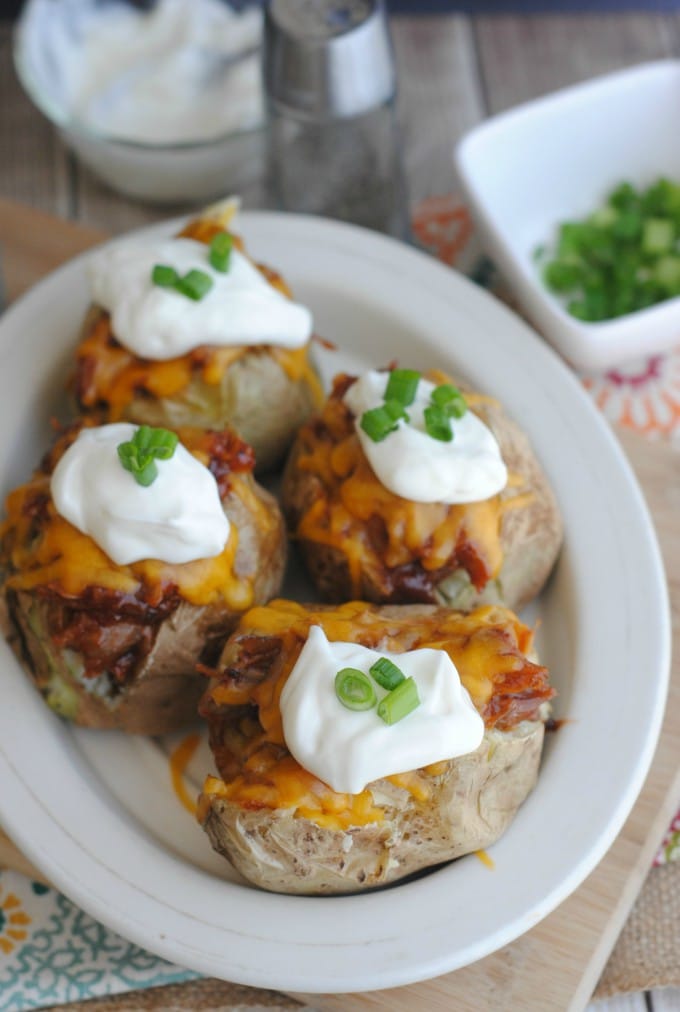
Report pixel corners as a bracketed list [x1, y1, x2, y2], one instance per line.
[19, 0, 263, 145]
[280, 625, 484, 795]
[87, 237, 313, 361]
[51, 424, 230, 566]
[344, 370, 508, 504]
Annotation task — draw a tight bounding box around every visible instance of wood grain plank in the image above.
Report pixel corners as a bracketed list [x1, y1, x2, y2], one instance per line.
[0, 25, 72, 218]
[474, 14, 676, 112]
[0, 197, 104, 302]
[391, 15, 485, 204]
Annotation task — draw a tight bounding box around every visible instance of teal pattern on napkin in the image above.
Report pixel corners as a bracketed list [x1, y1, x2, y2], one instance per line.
[0, 871, 197, 1012]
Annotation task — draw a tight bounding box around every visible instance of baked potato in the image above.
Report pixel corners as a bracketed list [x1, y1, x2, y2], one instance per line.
[198, 599, 553, 894]
[71, 198, 323, 471]
[0, 423, 286, 734]
[281, 370, 563, 610]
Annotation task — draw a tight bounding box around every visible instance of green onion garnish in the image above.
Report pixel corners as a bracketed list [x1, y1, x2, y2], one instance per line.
[385, 369, 420, 406]
[541, 177, 680, 320]
[176, 269, 214, 301]
[377, 677, 420, 725]
[151, 264, 214, 302]
[424, 404, 453, 442]
[117, 425, 179, 487]
[431, 383, 467, 419]
[209, 231, 233, 273]
[383, 399, 410, 423]
[335, 668, 377, 711]
[369, 657, 405, 691]
[151, 264, 179, 288]
[359, 398, 409, 443]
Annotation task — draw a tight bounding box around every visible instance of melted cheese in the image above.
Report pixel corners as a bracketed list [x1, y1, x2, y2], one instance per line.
[169, 732, 201, 816]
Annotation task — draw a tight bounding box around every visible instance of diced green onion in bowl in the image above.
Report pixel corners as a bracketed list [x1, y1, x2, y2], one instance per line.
[538, 178, 680, 322]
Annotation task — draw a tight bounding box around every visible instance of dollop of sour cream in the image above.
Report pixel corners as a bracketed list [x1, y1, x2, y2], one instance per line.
[344, 370, 508, 504]
[87, 237, 313, 361]
[280, 625, 484, 795]
[51, 424, 230, 566]
[20, 0, 263, 145]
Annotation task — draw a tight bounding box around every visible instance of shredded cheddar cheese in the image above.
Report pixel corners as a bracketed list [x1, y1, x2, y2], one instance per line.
[169, 733, 201, 816]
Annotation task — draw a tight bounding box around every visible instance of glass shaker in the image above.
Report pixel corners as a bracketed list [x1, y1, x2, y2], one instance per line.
[263, 0, 409, 238]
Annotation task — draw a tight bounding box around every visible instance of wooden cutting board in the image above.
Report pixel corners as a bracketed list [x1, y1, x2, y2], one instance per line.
[0, 198, 678, 1012]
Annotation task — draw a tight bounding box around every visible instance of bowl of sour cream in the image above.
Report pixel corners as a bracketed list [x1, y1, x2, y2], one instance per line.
[13, 0, 266, 203]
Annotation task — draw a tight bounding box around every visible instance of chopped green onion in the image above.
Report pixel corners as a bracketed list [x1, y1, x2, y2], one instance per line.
[335, 668, 377, 711]
[369, 657, 405, 691]
[430, 383, 467, 419]
[642, 218, 674, 255]
[383, 399, 410, 423]
[151, 264, 179, 288]
[653, 255, 680, 294]
[377, 677, 420, 725]
[176, 269, 214, 301]
[543, 259, 583, 292]
[133, 424, 179, 459]
[542, 178, 680, 321]
[385, 369, 420, 406]
[117, 425, 179, 487]
[424, 404, 453, 442]
[612, 208, 642, 241]
[153, 263, 215, 302]
[360, 405, 400, 442]
[209, 231, 233, 272]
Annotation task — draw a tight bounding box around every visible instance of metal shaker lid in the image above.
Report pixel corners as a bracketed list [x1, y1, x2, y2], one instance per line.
[264, 0, 396, 120]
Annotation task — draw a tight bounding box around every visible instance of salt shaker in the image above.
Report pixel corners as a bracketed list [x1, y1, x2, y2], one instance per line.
[263, 0, 409, 238]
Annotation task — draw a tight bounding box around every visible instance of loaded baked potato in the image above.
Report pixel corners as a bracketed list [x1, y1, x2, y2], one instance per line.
[198, 599, 553, 894]
[0, 422, 286, 734]
[281, 369, 562, 611]
[72, 198, 322, 471]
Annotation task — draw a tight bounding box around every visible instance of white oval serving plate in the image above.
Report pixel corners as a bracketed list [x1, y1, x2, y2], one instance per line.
[0, 213, 670, 993]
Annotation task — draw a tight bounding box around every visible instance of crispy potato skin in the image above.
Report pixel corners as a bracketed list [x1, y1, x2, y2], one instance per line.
[198, 600, 552, 894]
[0, 431, 287, 735]
[201, 720, 544, 895]
[281, 377, 563, 610]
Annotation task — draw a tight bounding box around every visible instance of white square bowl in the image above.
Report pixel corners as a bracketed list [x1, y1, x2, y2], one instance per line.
[455, 60, 680, 373]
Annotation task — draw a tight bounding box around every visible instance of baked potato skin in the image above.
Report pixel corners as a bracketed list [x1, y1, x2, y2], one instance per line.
[198, 600, 553, 894]
[281, 375, 562, 611]
[201, 720, 544, 895]
[3, 591, 215, 734]
[439, 395, 562, 611]
[0, 428, 287, 735]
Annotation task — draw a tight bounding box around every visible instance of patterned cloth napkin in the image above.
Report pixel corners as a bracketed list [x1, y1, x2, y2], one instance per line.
[0, 196, 678, 1011]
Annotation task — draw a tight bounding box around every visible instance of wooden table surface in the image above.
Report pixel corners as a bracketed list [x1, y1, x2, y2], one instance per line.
[1, 10, 679, 1012]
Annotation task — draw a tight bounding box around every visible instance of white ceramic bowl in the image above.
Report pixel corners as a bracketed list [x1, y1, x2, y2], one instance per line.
[455, 60, 680, 373]
[13, 0, 265, 204]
